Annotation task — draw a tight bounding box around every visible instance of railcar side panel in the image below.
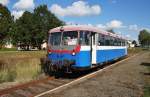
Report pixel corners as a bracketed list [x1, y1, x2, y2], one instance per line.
[96, 46, 127, 63]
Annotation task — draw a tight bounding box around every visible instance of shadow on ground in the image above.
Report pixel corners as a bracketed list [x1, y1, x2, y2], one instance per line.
[141, 62, 150, 67]
[39, 58, 106, 79]
[39, 56, 126, 79]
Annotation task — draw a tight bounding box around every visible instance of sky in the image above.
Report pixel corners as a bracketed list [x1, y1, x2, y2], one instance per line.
[0, 0, 150, 41]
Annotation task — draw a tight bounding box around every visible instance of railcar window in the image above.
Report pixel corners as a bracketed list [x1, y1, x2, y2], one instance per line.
[105, 35, 111, 46]
[50, 32, 62, 45]
[62, 31, 78, 45]
[79, 31, 90, 45]
[98, 34, 105, 46]
[98, 34, 126, 46]
[110, 36, 114, 46]
[113, 38, 120, 46]
[105, 40, 109, 46]
[114, 39, 118, 46]
[122, 40, 125, 46]
[120, 40, 122, 46]
[124, 40, 126, 46]
[92, 33, 96, 45]
[118, 39, 121, 46]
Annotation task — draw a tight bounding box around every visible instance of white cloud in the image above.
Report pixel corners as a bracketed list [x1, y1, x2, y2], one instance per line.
[96, 20, 125, 30]
[66, 20, 124, 30]
[0, 0, 9, 5]
[12, 0, 35, 19]
[126, 34, 131, 38]
[13, 0, 35, 10]
[125, 34, 131, 40]
[96, 24, 107, 29]
[50, 1, 101, 17]
[128, 24, 150, 32]
[129, 24, 138, 31]
[11, 10, 24, 20]
[106, 20, 124, 29]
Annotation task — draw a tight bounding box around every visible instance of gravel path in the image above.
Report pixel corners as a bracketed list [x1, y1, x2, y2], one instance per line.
[44, 51, 150, 97]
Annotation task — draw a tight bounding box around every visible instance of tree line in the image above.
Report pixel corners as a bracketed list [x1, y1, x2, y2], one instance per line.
[138, 29, 150, 48]
[0, 3, 150, 50]
[0, 4, 64, 50]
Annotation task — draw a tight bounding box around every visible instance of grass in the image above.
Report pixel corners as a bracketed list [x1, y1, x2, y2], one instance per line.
[0, 47, 143, 83]
[0, 48, 17, 51]
[127, 47, 143, 55]
[0, 67, 16, 83]
[0, 51, 46, 84]
[143, 54, 150, 97]
[143, 87, 150, 97]
[0, 47, 146, 88]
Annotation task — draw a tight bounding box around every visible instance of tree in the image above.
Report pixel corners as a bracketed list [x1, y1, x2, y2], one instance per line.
[11, 11, 34, 50]
[11, 5, 64, 50]
[0, 4, 13, 48]
[138, 29, 150, 47]
[32, 5, 64, 49]
[107, 29, 115, 34]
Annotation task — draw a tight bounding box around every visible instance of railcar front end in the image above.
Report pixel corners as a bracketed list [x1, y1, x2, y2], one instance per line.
[47, 30, 91, 73]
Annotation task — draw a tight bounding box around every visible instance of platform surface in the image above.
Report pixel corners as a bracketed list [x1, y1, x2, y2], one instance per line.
[43, 51, 150, 97]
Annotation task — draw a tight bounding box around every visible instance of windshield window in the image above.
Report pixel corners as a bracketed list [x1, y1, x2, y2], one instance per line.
[62, 31, 78, 45]
[79, 31, 90, 45]
[50, 32, 61, 45]
[49, 31, 78, 46]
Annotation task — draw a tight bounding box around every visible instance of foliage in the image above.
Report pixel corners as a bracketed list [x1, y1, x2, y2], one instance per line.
[107, 29, 115, 34]
[138, 29, 150, 47]
[32, 5, 64, 49]
[0, 4, 13, 48]
[10, 11, 34, 50]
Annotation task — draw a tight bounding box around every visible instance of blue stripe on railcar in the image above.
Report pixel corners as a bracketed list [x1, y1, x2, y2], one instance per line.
[96, 48, 127, 63]
[48, 51, 91, 68]
[48, 48, 127, 69]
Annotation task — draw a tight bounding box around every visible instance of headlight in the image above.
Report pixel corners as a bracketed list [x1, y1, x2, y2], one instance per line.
[72, 52, 76, 56]
[49, 51, 52, 54]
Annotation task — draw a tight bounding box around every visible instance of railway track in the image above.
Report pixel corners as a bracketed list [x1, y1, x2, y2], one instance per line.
[0, 55, 134, 97]
[0, 75, 76, 97]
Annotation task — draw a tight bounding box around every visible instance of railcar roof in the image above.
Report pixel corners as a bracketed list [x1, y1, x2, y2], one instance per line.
[49, 25, 126, 40]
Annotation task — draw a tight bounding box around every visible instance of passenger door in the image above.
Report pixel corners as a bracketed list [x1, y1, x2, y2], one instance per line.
[91, 32, 97, 64]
